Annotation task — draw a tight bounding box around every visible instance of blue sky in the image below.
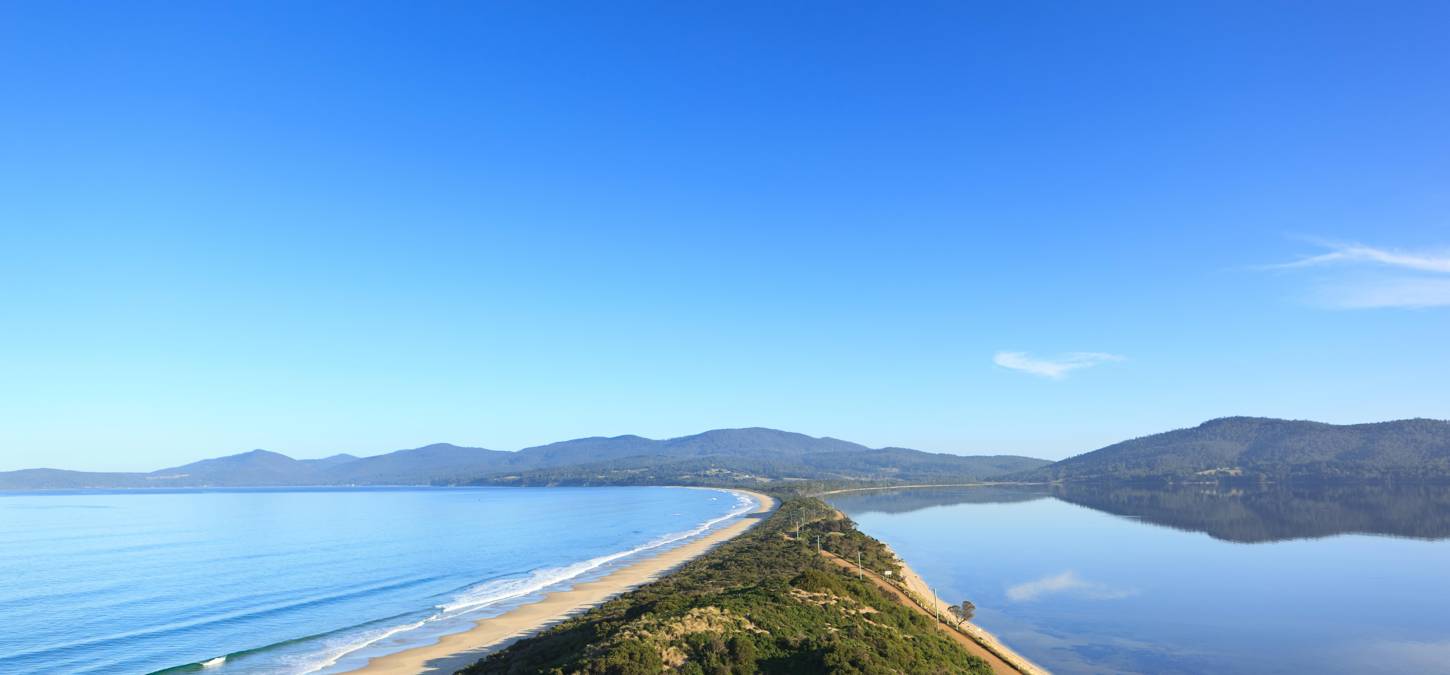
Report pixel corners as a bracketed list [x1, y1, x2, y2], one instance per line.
[2, 2, 1447, 471]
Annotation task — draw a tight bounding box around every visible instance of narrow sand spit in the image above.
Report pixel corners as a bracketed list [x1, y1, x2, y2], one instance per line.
[815, 488, 1048, 674]
[348, 489, 775, 675]
[817, 504, 1048, 675]
[892, 555, 1050, 675]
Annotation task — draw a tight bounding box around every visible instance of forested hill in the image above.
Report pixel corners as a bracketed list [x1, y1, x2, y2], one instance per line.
[1018, 417, 1450, 482]
[0, 428, 1048, 489]
[471, 449, 1048, 488]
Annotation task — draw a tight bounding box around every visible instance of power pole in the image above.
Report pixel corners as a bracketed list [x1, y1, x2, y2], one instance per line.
[932, 587, 940, 622]
[856, 551, 862, 578]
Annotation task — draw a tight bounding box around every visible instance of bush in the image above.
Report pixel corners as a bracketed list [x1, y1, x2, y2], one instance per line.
[462, 498, 990, 675]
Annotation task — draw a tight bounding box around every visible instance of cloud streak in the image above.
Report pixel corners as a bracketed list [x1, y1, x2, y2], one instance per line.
[1273, 241, 1450, 274]
[993, 351, 1124, 379]
[1271, 241, 1450, 309]
[1006, 571, 1137, 602]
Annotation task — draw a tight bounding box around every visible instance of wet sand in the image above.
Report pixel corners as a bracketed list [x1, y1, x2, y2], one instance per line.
[349, 489, 775, 675]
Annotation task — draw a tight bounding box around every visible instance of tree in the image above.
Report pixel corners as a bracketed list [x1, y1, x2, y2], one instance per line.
[948, 600, 975, 627]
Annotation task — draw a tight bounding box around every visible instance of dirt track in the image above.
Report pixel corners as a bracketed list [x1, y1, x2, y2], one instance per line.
[818, 549, 1027, 674]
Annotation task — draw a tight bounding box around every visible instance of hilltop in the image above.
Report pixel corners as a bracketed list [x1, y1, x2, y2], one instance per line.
[1016, 417, 1450, 483]
[0, 428, 1048, 490]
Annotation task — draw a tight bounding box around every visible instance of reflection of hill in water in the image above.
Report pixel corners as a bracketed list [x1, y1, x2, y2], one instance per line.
[829, 483, 1450, 543]
[826, 485, 1051, 515]
[1052, 483, 1450, 543]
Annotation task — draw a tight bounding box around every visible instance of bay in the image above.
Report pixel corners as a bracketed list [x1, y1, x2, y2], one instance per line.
[0, 486, 750, 674]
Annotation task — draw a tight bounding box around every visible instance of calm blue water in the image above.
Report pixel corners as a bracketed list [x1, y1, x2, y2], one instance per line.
[0, 486, 751, 675]
[829, 485, 1450, 675]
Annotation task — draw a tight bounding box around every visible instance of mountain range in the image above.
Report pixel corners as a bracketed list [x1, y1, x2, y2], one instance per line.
[0, 428, 1049, 490]
[7, 417, 1447, 491]
[1015, 416, 1450, 482]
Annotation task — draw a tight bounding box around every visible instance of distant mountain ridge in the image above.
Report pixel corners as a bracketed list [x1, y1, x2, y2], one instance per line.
[1017, 417, 1450, 482]
[0, 428, 1049, 490]
[474, 447, 1048, 487]
[12, 417, 1440, 490]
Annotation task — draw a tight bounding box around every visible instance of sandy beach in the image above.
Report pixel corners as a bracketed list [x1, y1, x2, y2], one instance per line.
[816, 495, 1048, 675]
[892, 555, 1050, 675]
[348, 489, 776, 675]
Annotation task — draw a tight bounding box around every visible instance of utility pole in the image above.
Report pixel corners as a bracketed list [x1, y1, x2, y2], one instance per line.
[932, 587, 940, 622]
[856, 551, 862, 579]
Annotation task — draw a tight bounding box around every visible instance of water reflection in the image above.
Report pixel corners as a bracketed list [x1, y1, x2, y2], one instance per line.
[824, 485, 1050, 515]
[827, 483, 1450, 674]
[830, 483, 1450, 543]
[1051, 482, 1450, 543]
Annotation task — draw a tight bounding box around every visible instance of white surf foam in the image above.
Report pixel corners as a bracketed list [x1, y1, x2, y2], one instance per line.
[440, 489, 753, 615]
[294, 618, 429, 674]
[297, 489, 754, 674]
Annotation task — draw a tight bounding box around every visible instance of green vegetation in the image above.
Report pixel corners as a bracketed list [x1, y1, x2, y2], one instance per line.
[823, 486, 1050, 515]
[790, 510, 902, 578]
[14, 416, 1447, 491]
[948, 601, 975, 628]
[462, 497, 990, 675]
[1013, 417, 1450, 484]
[0, 428, 1047, 490]
[472, 451, 1047, 489]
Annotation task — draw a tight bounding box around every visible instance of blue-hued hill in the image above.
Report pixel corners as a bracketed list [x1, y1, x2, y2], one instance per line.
[0, 428, 1048, 489]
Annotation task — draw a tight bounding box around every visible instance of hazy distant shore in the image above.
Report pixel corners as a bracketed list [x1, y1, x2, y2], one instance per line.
[346, 489, 775, 675]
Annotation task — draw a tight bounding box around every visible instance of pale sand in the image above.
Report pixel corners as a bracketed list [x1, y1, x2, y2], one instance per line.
[820, 504, 1048, 675]
[349, 489, 776, 675]
[818, 488, 1049, 674]
[893, 556, 1051, 675]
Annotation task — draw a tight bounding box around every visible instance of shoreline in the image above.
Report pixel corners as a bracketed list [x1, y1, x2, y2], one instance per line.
[346, 488, 776, 675]
[888, 549, 1050, 675]
[819, 491, 1050, 675]
[815, 481, 1046, 496]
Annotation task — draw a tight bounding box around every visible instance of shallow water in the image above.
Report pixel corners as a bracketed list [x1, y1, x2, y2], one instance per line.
[828, 484, 1450, 675]
[0, 486, 750, 674]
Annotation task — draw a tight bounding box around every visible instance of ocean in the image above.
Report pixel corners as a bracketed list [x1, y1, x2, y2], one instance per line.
[0, 486, 752, 674]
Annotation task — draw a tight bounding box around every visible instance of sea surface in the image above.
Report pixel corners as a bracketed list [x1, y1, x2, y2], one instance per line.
[0, 486, 752, 674]
[828, 484, 1450, 675]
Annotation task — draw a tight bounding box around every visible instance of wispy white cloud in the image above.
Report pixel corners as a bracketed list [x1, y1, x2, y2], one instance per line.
[1270, 240, 1450, 309]
[993, 351, 1124, 379]
[1006, 571, 1137, 602]
[1272, 241, 1450, 274]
